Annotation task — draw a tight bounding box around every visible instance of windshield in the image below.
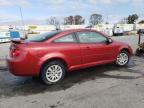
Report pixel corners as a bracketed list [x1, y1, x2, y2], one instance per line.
[27, 31, 61, 42]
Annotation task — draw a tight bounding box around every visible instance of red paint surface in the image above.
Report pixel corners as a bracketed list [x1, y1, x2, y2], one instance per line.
[7, 29, 133, 76]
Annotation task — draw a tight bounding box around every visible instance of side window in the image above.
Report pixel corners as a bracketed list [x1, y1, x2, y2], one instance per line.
[54, 34, 76, 43]
[77, 32, 107, 43]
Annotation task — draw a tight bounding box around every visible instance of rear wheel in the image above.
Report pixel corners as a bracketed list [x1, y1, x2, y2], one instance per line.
[116, 51, 129, 67]
[40, 60, 66, 85]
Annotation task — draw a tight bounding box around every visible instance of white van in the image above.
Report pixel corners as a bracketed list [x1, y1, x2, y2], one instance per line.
[113, 27, 124, 36]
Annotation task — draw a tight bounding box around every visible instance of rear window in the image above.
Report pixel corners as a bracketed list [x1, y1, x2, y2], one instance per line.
[27, 31, 61, 42]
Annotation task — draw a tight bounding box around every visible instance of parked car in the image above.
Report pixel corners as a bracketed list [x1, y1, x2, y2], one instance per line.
[7, 29, 133, 85]
[0, 31, 10, 43]
[113, 27, 124, 36]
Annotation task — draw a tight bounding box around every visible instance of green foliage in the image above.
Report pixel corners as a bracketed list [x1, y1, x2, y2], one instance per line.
[139, 20, 144, 24]
[127, 14, 138, 24]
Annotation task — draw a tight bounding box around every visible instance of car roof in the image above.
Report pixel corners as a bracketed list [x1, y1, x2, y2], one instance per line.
[45, 28, 108, 43]
[52, 28, 103, 34]
[51, 29, 102, 35]
[61, 28, 97, 32]
[58, 28, 107, 37]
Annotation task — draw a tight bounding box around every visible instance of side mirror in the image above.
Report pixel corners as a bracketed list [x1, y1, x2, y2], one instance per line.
[107, 38, 113, 44]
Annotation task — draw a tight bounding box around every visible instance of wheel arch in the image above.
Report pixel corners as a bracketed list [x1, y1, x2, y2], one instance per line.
[39, 57, 68, 75]
[119, 45, 133, 56]
[120, 48, 130, 54]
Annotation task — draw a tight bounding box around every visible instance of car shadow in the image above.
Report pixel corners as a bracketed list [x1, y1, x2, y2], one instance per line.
[0, 57, 144, 98]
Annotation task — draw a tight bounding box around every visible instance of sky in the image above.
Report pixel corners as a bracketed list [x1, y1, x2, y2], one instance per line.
[0, 0, 144, 24]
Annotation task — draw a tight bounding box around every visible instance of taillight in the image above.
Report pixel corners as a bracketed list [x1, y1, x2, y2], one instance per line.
[12, 49, 20, 57]
[10, 45, 20, 57]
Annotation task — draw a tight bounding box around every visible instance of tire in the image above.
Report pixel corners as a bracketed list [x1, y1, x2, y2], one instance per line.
[116, 50, 130, 67]
[40, 60, 66, 85]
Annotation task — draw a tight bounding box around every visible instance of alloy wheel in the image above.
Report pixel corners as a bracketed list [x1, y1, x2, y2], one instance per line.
[116, 52, 129, 66]
[46, 65, 63, 83]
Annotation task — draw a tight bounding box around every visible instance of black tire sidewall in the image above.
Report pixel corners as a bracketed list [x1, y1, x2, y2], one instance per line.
[40, 61, 66, 85]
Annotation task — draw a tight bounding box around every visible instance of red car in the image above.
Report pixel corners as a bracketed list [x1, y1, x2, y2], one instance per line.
[7, 29, 133, 85]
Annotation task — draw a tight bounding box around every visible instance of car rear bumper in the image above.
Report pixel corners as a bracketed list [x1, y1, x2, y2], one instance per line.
[7, 56, 39, 76]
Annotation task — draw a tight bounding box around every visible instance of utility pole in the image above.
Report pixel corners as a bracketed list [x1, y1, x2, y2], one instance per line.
[19, 7, 25, 28]
[18, 6, 26, 39]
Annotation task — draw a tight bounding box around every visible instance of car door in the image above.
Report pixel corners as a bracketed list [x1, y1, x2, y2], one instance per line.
[76, 31, 116, 64]
[53, 33, 82, 68]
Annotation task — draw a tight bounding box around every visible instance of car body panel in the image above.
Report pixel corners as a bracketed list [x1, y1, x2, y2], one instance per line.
[78, 43, 116, 64]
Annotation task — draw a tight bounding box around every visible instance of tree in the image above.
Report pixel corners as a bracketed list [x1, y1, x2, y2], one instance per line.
[89, 14, 103, 25]
[46, 17, 61, 29]
[64, 16, 74, 25]
[74, 15, 85, 25]
[139, 20, 144, 24]
[127, 14, 138, 24]
[46, 17, 60, 25]
[64, 15, 85, 25]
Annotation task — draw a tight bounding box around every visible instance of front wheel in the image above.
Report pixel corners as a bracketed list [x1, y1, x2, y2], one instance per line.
[116, 51, 130, 67]
[40, 60, 66, 85]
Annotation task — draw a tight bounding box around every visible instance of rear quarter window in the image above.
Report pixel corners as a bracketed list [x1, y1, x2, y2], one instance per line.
[27, 31, 61, 42]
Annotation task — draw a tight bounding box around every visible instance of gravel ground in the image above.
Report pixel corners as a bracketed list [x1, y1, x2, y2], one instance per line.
[0, 57, 144, 108]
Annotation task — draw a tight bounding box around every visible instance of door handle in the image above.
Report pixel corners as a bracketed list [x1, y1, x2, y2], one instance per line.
[86, 46, 90, 49]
